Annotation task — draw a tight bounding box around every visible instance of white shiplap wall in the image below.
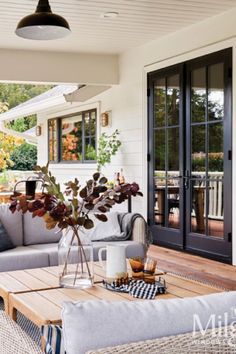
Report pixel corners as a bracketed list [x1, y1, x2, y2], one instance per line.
[36, 6, 236, 263]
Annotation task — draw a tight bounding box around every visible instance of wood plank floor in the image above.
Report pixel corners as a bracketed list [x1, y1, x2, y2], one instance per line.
[148, 245, 236, 290]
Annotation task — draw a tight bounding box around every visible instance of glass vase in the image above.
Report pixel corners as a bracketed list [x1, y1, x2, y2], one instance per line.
[58, 228, 94, 289]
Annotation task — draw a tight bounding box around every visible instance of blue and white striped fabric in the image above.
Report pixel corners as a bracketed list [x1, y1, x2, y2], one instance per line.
[41, 325, 65, 354]
[106, 279, 166, 299]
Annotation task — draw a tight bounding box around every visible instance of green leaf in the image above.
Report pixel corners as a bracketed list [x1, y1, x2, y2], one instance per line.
[41, 166, 48, 174]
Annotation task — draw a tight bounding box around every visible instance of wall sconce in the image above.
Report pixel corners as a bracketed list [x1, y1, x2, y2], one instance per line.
[36, 125, 42, 136]
[100, 112, 111, 127]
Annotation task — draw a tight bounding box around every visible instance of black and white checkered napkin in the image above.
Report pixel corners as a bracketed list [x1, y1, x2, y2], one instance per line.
[109, 279, 166, 300]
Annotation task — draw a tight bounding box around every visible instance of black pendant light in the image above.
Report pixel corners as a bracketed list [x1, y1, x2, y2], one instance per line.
[15, 0, 71, 40]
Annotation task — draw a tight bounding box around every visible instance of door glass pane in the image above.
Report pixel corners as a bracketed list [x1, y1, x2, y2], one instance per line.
[155, 130, 165, 172]
[190, 179, 206, 234]
[208, 123, 223, 172]
[191, 125, 205, 173]
[154, 78, 165, 127]
[155, 181, 166, 226]
[191, 68, 206, 123]
[208, 63, 224, 121]
[208, 179, 224, 238]
[167, 75, 179, 126]
[167, 178, 180, 229]
[168, 127, 179, 171]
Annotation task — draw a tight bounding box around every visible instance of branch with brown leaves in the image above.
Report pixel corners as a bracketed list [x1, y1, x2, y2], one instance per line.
[9, 165, 143, 232]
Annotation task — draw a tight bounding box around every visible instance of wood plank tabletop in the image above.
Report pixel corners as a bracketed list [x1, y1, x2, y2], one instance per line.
[0, 267, 60, 313]
[8, 267, 222, 327]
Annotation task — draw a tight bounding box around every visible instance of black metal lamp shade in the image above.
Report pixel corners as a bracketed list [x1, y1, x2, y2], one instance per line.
[15, 0, 71, 40]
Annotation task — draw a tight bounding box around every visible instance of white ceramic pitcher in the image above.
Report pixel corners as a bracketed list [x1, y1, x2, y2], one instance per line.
[98, 244, 127, 280]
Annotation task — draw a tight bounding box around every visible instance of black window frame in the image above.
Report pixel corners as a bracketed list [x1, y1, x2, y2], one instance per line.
[48, 108, 97, 164]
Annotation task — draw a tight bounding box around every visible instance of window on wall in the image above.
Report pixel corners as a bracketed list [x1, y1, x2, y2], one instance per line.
[48, 109, 97, 163]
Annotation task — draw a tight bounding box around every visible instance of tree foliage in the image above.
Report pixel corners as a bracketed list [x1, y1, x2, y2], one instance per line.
[0, 83, 53, 132]
[9, 143, 37, 171]
[0, 133, 24, 171]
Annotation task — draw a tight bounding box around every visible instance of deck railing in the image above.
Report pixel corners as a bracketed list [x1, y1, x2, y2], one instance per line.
[154, 171, 224, 220]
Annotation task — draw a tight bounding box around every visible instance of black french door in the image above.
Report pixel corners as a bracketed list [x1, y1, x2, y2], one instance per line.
[148, 48, 232, 263]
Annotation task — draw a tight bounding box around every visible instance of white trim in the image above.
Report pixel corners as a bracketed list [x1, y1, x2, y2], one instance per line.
[49, 163, 97, 170]
[0, 95, 68, 122]
[144, 38, 234, 74]
[47, 101, 101, 120]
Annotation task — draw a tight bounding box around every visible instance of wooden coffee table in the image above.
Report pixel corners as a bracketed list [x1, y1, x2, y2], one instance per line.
[6, 263, 222, 328]
[0, 267, 60, 313]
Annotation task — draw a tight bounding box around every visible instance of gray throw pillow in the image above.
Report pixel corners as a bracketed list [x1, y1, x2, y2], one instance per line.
[0, 221, 15, 252]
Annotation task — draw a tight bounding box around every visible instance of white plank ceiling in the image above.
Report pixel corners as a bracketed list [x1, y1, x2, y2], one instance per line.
[2, 0, 236, 54]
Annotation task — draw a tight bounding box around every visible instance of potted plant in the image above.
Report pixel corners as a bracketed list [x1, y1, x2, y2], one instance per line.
[9, 163, 142, 288]
[96, 129, 121, 172]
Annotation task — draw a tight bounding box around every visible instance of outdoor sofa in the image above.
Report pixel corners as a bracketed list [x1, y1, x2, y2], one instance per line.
[0, 291, 236, 353]
[0, 204, 146, 272]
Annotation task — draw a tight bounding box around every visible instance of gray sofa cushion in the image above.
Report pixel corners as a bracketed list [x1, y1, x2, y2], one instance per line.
[30, 240, 145, 267]
[62, 292, 236, 354]
[92, 240, 145, 261]
[23, 212, 62, 246]
[0, 246, 50, 272]
[0, 204, 23, 246]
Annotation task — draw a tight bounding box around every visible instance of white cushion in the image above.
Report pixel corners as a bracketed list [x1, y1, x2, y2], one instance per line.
[62, 292, 236, 354]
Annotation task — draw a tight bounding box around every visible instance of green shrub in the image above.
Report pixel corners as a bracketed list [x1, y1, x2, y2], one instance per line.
[10, 143, 37, 171]
[192, 153, 223, 172]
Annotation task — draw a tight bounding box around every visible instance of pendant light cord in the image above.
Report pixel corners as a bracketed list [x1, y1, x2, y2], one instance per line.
[36, 0, 52, 13]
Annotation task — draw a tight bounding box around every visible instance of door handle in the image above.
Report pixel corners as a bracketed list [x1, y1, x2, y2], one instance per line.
[184, 170, 190, 190]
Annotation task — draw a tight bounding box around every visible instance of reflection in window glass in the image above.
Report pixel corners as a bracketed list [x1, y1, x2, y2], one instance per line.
[190, 180, 206, 234]
[208, 63, 224, 121]
[208, 181, 224, 238]
[49, 110, 96, 163]
[167, 75, 179, 126]
[48, 119, 58, 162]
[208, 123, 223, 172]
[154, 78, 165, 127]
[191, 125, 206, 172]
[62, 115, 83, 161]
[191, 68, 206, 123]
[155, 130, 165, 172]
[168, 128, 179, 171]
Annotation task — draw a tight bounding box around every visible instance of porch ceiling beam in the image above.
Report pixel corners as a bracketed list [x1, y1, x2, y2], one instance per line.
[0, 49, 119, 85]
